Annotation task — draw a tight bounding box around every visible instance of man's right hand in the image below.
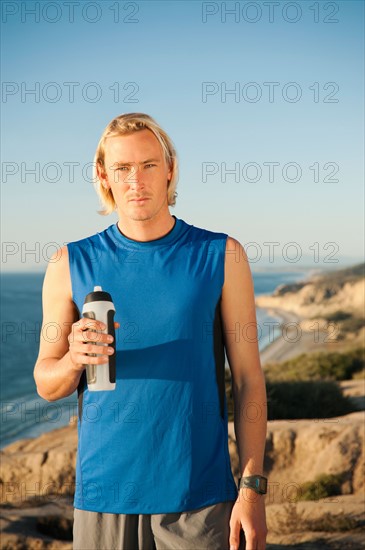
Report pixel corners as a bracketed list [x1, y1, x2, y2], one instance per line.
[68, 319, 120, 372]
[34, 245, 120, 401]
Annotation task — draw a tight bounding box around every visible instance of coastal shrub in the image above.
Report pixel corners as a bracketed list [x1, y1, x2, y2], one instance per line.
[274, 503, 361, 534]
[225, 371, 356, 420]
[263, 347, 364, 382]
[322, 310, 365, 336]
[323, 310, 352, 322]
[265, 380, 355, 420]
[340, 316, 365, 334]
[296, 472, 346, 501]
[352, 368, 365, 380]
[306, 513, 361, 532]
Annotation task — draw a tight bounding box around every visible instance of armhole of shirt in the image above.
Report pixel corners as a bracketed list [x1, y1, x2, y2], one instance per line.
[214, 234, 229, 421]
[219, 233, 229, 293]
[67, 242, 86, 423]
[66, 243, 75, 304]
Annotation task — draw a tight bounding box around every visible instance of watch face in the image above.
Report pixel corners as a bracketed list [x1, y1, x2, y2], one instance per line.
[252, 478, 265, 492]
[259, 477, 267, 492]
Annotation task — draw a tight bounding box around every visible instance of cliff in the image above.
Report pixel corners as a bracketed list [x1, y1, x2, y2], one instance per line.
[257, 263, 365, 365]
[256, 263, 364, 319]
[1, 410, 364, 548]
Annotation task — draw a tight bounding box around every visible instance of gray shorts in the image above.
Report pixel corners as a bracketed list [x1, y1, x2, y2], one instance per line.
[73, 500, 242, 550]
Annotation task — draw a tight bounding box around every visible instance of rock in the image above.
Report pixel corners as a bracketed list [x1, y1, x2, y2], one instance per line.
[0, 498, 73, 549]
[1, 402, 364, 548]
[256, 273, 364, 320]
[265, 494, 365, 548]
[0, 423, 77, 505]
[2, 410, 364, 508]
[36, 515, 73, 541]
[228, 411, 365, 504]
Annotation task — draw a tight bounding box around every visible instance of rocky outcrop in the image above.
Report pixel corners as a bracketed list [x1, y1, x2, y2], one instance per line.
[228, 411, 364, 505]
[1, 413, 364, 507]
[0, 499, 73, 550]
[256, 263, 365, 320]
[1, 410, 364, 547]
[0, 421, 77, 505]
[265, 494, 365, 549]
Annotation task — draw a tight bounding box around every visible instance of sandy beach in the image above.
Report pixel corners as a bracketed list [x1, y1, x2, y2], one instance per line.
[258, 306, 346, 367]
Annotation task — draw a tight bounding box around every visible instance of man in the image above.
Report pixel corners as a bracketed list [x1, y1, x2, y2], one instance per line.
[34, 113, 268, 550]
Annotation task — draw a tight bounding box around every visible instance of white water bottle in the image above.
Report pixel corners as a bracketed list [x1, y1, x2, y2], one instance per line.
[82, 286, 116, 391]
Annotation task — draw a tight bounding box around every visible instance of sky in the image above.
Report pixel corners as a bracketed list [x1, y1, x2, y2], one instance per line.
[1, 0, 364, 272]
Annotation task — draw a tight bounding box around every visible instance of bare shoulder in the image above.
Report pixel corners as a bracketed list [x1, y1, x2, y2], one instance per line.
[221, 235, 256, 322]
[225, 236, 248, 254]
[221, 237, 261, 383]
[36, 245, 78, 364]
[43, 245, 72, 300]
[223, 236, 252, 288]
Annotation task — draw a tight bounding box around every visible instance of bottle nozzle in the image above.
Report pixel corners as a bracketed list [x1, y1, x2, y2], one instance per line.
[94, 285, 103, 291]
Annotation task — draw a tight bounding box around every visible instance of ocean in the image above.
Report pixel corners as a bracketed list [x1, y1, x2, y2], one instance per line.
[0, 269, 311, 448]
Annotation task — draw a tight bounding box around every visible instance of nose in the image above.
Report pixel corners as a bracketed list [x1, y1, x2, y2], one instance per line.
[128, 164, 145, 190]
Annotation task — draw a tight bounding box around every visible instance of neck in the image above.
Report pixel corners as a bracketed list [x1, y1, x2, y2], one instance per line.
[116, 211, 176, 242]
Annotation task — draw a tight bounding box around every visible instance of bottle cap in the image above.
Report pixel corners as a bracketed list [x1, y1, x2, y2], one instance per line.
[84, 287, 113, 304]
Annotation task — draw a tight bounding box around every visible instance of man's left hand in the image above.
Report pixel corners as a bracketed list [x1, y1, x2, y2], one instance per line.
[229, 489, 268, 550]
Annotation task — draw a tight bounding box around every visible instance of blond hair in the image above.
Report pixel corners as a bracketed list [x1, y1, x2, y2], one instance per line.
[93, 113, 179, 215]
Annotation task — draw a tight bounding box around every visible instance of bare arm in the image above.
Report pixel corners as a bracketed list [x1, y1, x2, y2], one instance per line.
[222, 236, 268, 549]
[221, 237, 267, 479]
[34, 246, 83, 401]
[33, 246, 117, 402]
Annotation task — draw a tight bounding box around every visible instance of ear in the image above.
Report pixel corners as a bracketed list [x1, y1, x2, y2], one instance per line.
[97, 162, 109, 189]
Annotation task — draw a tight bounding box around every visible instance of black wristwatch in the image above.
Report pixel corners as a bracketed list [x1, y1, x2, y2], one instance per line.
[237, 475, 268, 495]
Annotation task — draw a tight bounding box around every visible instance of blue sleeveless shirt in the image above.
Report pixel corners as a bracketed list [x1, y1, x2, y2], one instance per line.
[67, 215, 238, 514]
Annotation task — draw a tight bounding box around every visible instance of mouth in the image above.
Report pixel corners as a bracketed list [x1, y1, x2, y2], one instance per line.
[129, 198, 150, 203]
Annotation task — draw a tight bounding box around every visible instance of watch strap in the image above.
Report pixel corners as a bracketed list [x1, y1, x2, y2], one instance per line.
[237, 474, 267, 494]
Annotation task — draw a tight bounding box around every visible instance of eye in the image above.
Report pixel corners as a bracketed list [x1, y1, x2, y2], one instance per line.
[145, 164, 156, 168]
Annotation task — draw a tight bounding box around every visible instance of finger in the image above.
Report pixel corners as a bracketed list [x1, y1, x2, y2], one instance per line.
[258, 532, 267, 549]
[77, 351, 112, 364]
[82, 343, 114, 359]
[69, 348, 109, 370]
[82, 340, 114, 354]
[244, 533, 258, 549]
[229, 522, 241, 550]
[78, 330, 111, 345]
[78, 318, 106, 332]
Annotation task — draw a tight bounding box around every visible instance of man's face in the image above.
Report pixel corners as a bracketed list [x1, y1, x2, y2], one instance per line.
[99, 129, 172, 222]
